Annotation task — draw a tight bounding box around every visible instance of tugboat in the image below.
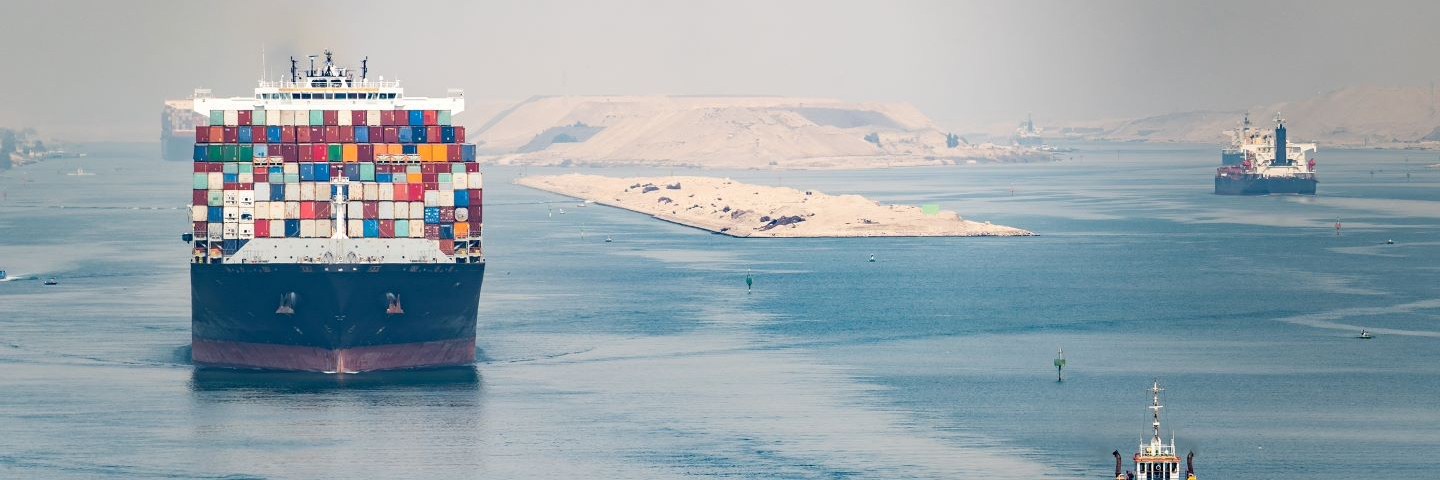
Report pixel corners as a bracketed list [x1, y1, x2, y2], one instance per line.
[1112, 380, 1196, 480]
[43, 277, 58, 286]
[1358, 330, 1373, 339]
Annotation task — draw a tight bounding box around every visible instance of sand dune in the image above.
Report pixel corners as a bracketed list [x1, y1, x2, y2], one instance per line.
[517, 174, 1033, 238]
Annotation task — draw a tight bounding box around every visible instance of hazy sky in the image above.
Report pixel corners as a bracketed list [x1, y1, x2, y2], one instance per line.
[4, 0, 1440, 140]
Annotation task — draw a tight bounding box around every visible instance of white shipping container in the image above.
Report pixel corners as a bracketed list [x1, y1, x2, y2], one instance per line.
[338, 110, 351, 126]
[238, 172, 253, 184]
[315, 219, 331, 236]
[285, 201, 301, 219]
[190, 205, 207, 222]
[393, 201, 410, 219]
[439, 182, 454, 193]
[253, 201, 270, 219]
[453, 174, 467, 189]
[280, 110, 296, 126]
[284, 182, 300, 201]
[254, 183, 271, 201]
[349, 220, 364, 237]
[224, 110, 238, 126]
[363, 183, 379, 200]
[222, 191, 238, 207]
[238, 224, 255, 239]
[349, 201, 364, 216]
[300, 220, 316, 238]
[223, 206, 238, 221]
[270, 202, 285, 219]
[367, 110, 381, 126]
[208, 223, 223, 241]
[300, 182, 315, 201]
[208, 172, 224, 189]
[239, 207, 254, 221]
[378, 201, 394, 219]
[238, 192, 255, 207]
[455, 207, 469, 222]
[270, 222, 285, 238]
[410, 220, 424, 238]
[283, 163, 299, 174]
[379, 183, 394, 201]
[469, 173, 483, 189]
[223, 222, 238, 239]
[266, 109, 281, 126]
[438, 191, 455, 207]
[423, 190, 439, 207]
[410, 202, 424, 219]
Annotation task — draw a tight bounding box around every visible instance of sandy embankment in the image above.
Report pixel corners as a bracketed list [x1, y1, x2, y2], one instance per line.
[516, 174, 1033, 238]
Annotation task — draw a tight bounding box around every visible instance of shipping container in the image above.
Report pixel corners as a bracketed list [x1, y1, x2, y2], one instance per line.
[253, 109, 267, 125]
[326, 144, 340, 162]
[462, 143, 476, 161]
[439, 224, 454, 240]
[454, 189, 469, 207]
[438, 110, 452, 125]
[196, 128, 211, 143]
[413, 126, 429, 143]
[362, 200, 379, 219]
[316, 219, 332, 237]
[193, 189, 208, 205]
[300, 220, 316, 238]
[354, 126, 369, 143]
[320, 126, 335, 143]
[237, 109, 252, 126]
[424, 223, 441, 239]
[266, 126, 281, 143]
[253, 144, 269, 158]
[362, 219, 379, 238]
[397, 126, 413, 143]
[254, 201, 270, 219]
[349, 219, 364, 237]
[282, 219, 299, 237]
[193, 146, 209, 162]
[210, 110, 224, 126]
[266, 109, 281, 126]
[358, 143, 374, 162]
[194, 221, 208, 238]
[316, 201, 332, 219]
[239, 144, 254, 162]
[409, 219, 425, 238]
[367, 110, 381, 126]
[255, 219, 270, 238]
[453, 126, 465, 143]
[342, 143, 358, 162]
[360, 162, 375, 181]
[454, 222, 469, 239]
[222, 126, 237, 143]
[407, 110, 423, 126]
[351, 110, 367, 126]
[279, 110, 296, 126]
[426, 126, 440, 144]
[209, 126, 223, 143]
[338, 109, 352, 126]
[382, 127, 397, 143]
[323, 110, 339, 126]
[309, 110, 324, 126]
[224, 110, 239, 126]
[269, 202, 284, 219]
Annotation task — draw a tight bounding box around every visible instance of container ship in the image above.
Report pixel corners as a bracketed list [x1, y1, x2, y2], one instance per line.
[1214, 114, 1317, 195]
[186, 50, 485, 373]
[163, 99, 208, 161]
[1111, 381, 1196, 480]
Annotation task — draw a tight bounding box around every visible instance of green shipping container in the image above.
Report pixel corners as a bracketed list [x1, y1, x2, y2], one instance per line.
[223, 163, 238, 174]
[438, 173, 452, 184]
[239, 144, 253, 162]
[451, 163, 466, 174]
[252, 109, 266, 125]
[309, 110, 324, 126]
[438, 110, 451, 126]
[407, 165, 422, 174]
[193, 173, 209, 189]
[284, 173, 300, 183]
[208, 144, 222, 161]
[239, 163, 253, 174]
[360, 163, 375, 181]
[221, 145, 237, 162]
[328, 144, 342, 162]
[210, 110, 224, 126]
[208, 190, 224, 206]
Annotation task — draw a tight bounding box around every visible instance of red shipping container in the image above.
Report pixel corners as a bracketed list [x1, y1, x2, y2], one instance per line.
[339, 126, 354, 143]
[378, 220, 395, 238]
[393, 184, 409, 201]
[196, 128, 210, 143]
[421, 163, 437, 174]
[208, 163, 224, 173]
[282, 144, 299, 162]
[209, 126, 223, 142]
[193, 189, 207, 204]
[323, 126, 338, 143]
[192, 221, 207, 236]
[423, 110, 438, 126]
[446, 144, 461, 162]
[358, 143, 374, 162]
[439, 207, 455, 223]
[422, 173, 438, 183]
[309, 126, 323, 142]
[379, 110, 394, 126]
[423, 182, 439, 191]
[424, 224, 440, 240]
[296, 126, 311, 143]
[468, 189, 481, 206]
[300, 201, 315, 219]
[312, 144, 327, 162]
[424, 126, 439, 144]
[465, 162, 479, 173]
[471, 220, 482, 234]
[437, 240, 455, 255]
[239, 183, 253, 190]
[363, 201, 378, 219]
[393, 109, 407, 126]
[223, 127, 237, 143]
[224, 182, 238, 190]
[323, 110, 338, 126]
[253, 172, 268, 183]
[281, 126, 296, 143]
[351, 110, 367, 125]
[455, 126, 465, 143]
[238, 110, 252, 126]
[268, 143, 282, 158]
[253, 126, 268, 143]
[315, 201, 332, 219]
[299, 144, 313, 162]
[331, 164, 344, 177]
[193, 163, 207, 173]
[382, 127, 397, 143]
[254, 219, 269, 238]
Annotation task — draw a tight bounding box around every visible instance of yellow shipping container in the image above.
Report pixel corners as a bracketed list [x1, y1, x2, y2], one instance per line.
[407, 172, 423, 183]
[454, 222, 469, 239]
[388, 144, 403, 155]
[343, 144, 358, 162]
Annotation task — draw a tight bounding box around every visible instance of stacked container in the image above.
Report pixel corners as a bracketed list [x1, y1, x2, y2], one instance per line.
[192, 108, 481, 257]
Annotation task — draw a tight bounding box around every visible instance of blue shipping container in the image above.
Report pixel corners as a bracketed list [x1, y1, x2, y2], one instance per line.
[376, 173, 392, 183]
[253, 144, 268, 158]
[424, 207, 440, 224]
[439, 224, 454, 240]
[343, 164, 360, 181]
[269, 166, 283, 175]
[331, 184, 348, 197]
[194, 145, 209, 161]
[412, 126, 428, 143]
[267, 126, 281, 141]
[223, 173, 238, 183]
[398, 127, 413, 143]
[285, 219, 301, 237]
[363, 219, 379, 238]
[314, 163, 331, 182]
[355, 126, 369, 143]
[454, 190, 468, 207]
[208, 206, 223, 222]
[270, 184, 285, 201]
[299, 162, 315, 181]
[223, 239, 239, 254]
[440, 126, 455, 143]
[408, 110, 423, 126]
[462, 144, 476, 161]
[237, 127, 252, 143]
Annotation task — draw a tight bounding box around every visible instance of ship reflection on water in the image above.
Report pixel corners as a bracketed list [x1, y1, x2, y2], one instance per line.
[188, 365, 482, 393]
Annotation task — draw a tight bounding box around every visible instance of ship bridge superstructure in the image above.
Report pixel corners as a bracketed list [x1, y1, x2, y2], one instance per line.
[193, 49, 464, 115]
[1129, 380, 1189, 480]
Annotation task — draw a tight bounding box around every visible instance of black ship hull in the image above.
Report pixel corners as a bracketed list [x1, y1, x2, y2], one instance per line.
[163, 133, 194, 161]
[191, 262, 484, 372]
[1214, 174, 1316, 195]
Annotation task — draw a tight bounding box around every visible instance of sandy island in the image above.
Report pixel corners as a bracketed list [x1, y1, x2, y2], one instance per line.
[516, 174, 1033, 238]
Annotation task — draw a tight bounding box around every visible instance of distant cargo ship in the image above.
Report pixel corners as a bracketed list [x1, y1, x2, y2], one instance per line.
[187, 50, 484, 373]
[163, 99, 208, 161]
[1111, 381, 1196, 480]
[1013, 113, 1044, 147]
[1214, 114, 1317, 195]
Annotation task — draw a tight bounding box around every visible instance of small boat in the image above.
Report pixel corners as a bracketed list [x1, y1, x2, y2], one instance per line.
[605, 235, 613, 243]
[1113, 380, 1197, 480]
[558, 208, 566, 214]
[43, 277, 58, 286]
[868, 254, 876, 263]
[1358, 330, 1373, 339]
[1385, 239, 1395, 245]
[65, 167, 95, 176]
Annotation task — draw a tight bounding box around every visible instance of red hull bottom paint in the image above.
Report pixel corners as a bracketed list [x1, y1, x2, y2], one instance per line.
[192, 336, 476, 373]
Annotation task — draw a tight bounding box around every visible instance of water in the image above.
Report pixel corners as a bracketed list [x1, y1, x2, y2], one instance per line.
[1, 142, 1438, 479]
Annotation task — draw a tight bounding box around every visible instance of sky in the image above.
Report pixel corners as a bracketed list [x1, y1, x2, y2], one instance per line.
[4, 0, 1440, 140]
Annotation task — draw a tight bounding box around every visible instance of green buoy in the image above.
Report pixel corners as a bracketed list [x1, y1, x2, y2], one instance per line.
[745, 270, 753, 293]
[1053, 347, 1066, 382]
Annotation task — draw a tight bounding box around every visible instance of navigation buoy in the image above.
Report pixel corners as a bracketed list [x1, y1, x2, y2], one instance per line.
[745, 270, 753, 293]
[1053, 347, 1066, 381]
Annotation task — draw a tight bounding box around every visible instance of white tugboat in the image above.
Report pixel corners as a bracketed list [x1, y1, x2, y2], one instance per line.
[1112, 380, 1195, 480]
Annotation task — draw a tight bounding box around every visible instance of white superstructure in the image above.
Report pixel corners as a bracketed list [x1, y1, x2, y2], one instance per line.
[193, 50, 464, 115]
[1224, 113, 1317, 178]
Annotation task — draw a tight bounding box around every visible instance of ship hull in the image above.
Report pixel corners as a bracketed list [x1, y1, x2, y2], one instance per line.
[163, 132, 194, 161]
[1214, 174, 1316, 195]
[190, 262, 484, 372]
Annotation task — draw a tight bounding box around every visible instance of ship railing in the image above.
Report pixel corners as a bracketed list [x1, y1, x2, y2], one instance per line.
[257, 79, 403, 89]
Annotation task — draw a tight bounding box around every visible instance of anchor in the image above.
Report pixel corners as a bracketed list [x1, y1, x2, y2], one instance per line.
[386, 292, 405, 315]
[276, 291, 297, 315]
